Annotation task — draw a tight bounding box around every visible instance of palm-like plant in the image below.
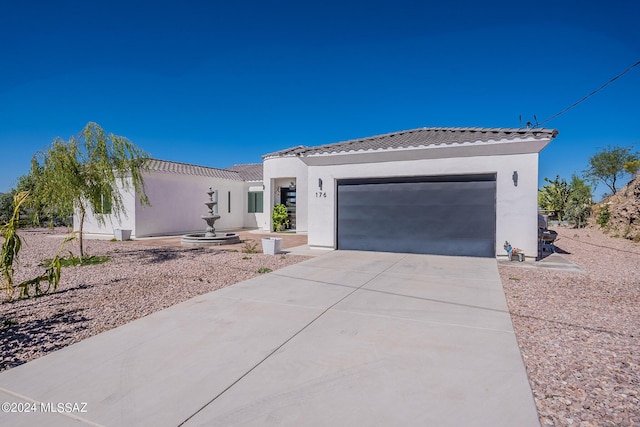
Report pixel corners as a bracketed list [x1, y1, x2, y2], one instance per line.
[1, 192, 72, 300]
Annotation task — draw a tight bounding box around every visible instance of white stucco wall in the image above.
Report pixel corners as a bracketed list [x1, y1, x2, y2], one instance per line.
[243, 183, 267, 229]
[303, 152, 539, 256]
[77, 172, 247, 238]
[264, 141, 547, 258]
[134, 172, 245, 237]
[76, 177, 137, 237]
[262, 156, 308, 232]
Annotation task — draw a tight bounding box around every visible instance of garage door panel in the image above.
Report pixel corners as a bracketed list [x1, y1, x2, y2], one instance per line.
[383, 238, 493, 257]
[337, 177, 496, 257]
[338, 210, 493, 239]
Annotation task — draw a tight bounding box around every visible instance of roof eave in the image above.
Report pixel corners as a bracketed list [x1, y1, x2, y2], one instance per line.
[299, 137, 555, 166]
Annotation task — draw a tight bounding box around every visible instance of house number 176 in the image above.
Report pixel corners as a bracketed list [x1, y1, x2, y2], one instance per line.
[315, 192, 327, 198]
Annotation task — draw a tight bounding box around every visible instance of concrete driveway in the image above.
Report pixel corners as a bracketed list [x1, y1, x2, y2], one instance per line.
[0, 251, 539, 426]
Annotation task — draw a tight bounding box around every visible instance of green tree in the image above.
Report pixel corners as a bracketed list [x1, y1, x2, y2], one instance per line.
[15, 161, 51, 226]
[624, 159, 640, 175]
[0, 191, 15, 224]
[32, 122, 150, 257]
[538, 175, 571, 223]
[584, 146, 639, 195]
[564, 175, 593, 228]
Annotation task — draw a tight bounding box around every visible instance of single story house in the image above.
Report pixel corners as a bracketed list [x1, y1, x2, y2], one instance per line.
[79, 126, 557, 258]
[79, 160, 266, 238]
[262, 127, 557, 258]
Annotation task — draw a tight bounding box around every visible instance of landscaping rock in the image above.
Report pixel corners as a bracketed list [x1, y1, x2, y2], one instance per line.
[590, 174, 640, 241]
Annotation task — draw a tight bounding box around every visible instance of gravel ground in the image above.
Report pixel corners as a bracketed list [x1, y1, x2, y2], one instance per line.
[500, 227, 640, 427]
[1, 228, 310, 372]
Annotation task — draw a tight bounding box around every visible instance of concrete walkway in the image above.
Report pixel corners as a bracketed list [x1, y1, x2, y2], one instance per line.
[498, 252, 583, 272]
[125, 229, 309, 253]
[0, 251, 540, 427]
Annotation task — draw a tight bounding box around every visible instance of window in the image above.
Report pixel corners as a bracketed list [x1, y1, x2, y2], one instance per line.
[248, 191, 263, 213]
[228, 191, 231, 213]
[95, 188, 112, 214]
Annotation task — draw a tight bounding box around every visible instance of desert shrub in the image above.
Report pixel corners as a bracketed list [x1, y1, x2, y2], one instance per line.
[242, 239, 259, 254]
[272, 204, 289, 232]
[596, 204, 610, 228]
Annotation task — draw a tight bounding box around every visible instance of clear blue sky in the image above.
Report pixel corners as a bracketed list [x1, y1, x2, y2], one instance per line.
[1, 0, 638, 200]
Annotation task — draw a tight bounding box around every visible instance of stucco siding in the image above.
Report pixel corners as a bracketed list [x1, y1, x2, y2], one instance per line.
[78, 172, 247, 238]
[263, 156, 308, 232]
[302, 152, 540, 256]
[76, 176, 137, 237]
[134, 171, 245, 237]
[243, 183, 267, 229]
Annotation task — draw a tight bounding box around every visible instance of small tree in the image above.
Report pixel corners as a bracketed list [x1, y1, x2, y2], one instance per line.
[564, 175, 593, 228]
[584, 146, 639, 195]
[32, 122, 150, 257]
[538, 175, 571, 223]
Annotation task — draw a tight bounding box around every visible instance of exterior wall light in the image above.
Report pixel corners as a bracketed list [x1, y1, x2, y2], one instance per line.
[512, 171, 518, 187]
[318, 178, 323, 191]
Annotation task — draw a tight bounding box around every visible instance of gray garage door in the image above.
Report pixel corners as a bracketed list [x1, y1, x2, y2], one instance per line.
[336, 174, 496, 257]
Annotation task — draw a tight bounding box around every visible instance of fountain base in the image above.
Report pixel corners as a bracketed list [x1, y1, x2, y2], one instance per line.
[181, 232, 241, 246]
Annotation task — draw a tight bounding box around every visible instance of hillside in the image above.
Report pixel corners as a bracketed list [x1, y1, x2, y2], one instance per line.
[590, 174, 640, 241]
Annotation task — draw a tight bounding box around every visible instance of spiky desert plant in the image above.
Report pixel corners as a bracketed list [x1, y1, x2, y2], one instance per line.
[1, 191, 74, 300]
[0, 192, 28, 299]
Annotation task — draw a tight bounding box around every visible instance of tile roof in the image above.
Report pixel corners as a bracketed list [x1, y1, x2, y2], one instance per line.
[145, 159, 243, 181]
[263, 127, 558, 159]
[226, 163, 264, 182]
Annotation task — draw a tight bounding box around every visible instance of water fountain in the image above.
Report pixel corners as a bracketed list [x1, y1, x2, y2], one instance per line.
[181, 187, 240, 246]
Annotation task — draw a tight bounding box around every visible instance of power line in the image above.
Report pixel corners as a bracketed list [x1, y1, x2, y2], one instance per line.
[535, 60, 640, 128]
